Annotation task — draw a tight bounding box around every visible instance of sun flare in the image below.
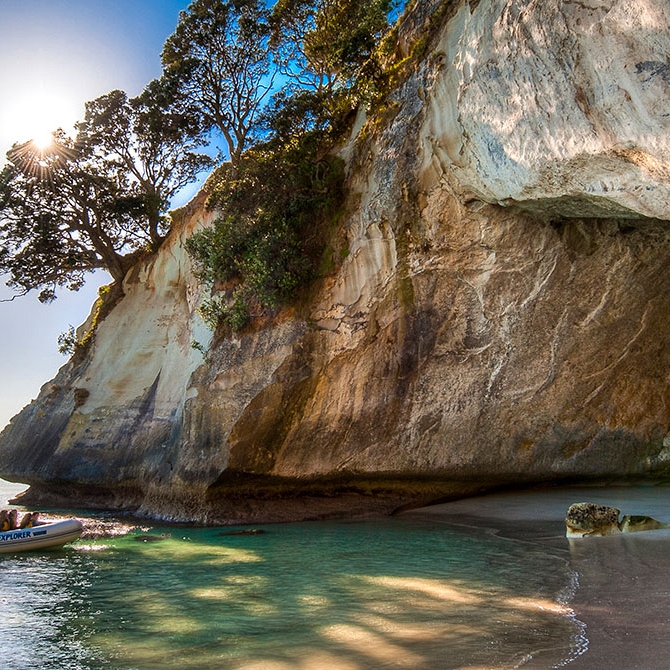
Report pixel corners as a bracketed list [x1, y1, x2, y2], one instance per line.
[2, 85, 80, 151]
[31, 130, 54, 152]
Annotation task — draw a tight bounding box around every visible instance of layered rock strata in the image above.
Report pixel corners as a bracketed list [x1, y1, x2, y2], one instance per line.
[2, 0, 670, 522]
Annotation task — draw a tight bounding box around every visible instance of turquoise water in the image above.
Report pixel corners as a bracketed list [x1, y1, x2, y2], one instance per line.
[0, 481, 581, 669]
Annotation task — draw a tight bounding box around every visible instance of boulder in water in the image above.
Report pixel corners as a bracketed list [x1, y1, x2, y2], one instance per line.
[566, 504, 670, 537]
[565, 503, 622, 538]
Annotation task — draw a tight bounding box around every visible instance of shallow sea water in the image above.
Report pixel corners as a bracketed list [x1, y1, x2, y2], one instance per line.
[0, 481, 582, 670]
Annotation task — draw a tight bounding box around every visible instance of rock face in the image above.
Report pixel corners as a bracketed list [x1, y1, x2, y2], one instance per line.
[2, 0, 670, 522]
[422, 0, 670, 220]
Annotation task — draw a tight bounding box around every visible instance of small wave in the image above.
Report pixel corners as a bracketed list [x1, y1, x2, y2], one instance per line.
[553, 570, 589, 667]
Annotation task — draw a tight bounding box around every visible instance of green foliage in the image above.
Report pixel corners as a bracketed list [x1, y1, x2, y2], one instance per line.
[271, 0, 394, 99]
[372, 0, 453, 101]
[190, 339, 210, 360]
[198, 290, 251, 332]
[57, 325, 77, 356]
[187, 124, 345, 331]
[162, 0, 276, 166]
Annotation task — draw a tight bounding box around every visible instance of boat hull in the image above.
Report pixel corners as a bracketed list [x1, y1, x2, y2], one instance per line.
[0, 519, 83, 554]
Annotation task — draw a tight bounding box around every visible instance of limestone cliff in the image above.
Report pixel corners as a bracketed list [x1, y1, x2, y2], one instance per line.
[2, 0, 670, 523]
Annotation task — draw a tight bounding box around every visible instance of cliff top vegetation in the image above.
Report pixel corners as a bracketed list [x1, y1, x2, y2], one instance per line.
[0, 0, 401, 331]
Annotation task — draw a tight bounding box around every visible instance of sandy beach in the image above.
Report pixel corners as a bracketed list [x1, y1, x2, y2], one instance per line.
[402, 484, 670, 669]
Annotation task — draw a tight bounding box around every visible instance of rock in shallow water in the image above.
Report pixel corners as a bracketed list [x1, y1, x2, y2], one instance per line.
[566, 502, 622, 538]
[566, 503, 669, 537]
[619, 515, 669, 533]
[133, 533, 171, 543]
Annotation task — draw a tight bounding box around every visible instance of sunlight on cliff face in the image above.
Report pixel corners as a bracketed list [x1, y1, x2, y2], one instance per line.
[615, 0, 668, 30]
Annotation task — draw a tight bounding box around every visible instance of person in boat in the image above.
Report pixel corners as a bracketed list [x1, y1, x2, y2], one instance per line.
[19, 512, 36, 529]
[0, 510, 9, 531]
[8, 509, 18, 530]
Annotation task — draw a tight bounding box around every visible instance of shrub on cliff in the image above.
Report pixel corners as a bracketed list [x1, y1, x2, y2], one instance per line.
[184, 0, 397, 332]
[186, 127, 345, 330]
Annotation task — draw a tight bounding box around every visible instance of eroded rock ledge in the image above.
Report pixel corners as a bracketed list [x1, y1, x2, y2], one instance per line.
[2, 0, 670, 523]
[13, 474, 520, 524]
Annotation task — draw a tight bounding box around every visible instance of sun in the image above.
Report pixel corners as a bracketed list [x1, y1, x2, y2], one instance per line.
[19, 92, 77, 146]
[1, 85, 80, 154]
[31, 129, 54, 152]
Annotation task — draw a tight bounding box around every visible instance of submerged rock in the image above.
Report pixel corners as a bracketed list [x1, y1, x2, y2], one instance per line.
[217, 529, 267, 536]
[133, 533, 170, 543]
[619, 515, 669, 533]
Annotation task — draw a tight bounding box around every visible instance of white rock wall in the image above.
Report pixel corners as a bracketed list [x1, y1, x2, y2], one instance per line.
[421, 0, 670, 218]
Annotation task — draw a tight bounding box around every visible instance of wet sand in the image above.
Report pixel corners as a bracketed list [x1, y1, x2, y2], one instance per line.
[402, 484, 670, 669]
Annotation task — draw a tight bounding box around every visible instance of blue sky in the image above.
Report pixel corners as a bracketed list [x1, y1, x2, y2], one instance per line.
[0, 0, 193, 429]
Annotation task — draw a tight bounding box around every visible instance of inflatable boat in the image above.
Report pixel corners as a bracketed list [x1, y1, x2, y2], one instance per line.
[0, 518, 83, 553]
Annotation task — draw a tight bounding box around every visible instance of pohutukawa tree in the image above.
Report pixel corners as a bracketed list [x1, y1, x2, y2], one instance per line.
[1, 135, 139, 303]
[0, 83, 211, 303]
[77, 83, 211, 247]
[270, 0, 394, 96]
[161, 0, 278, 167]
